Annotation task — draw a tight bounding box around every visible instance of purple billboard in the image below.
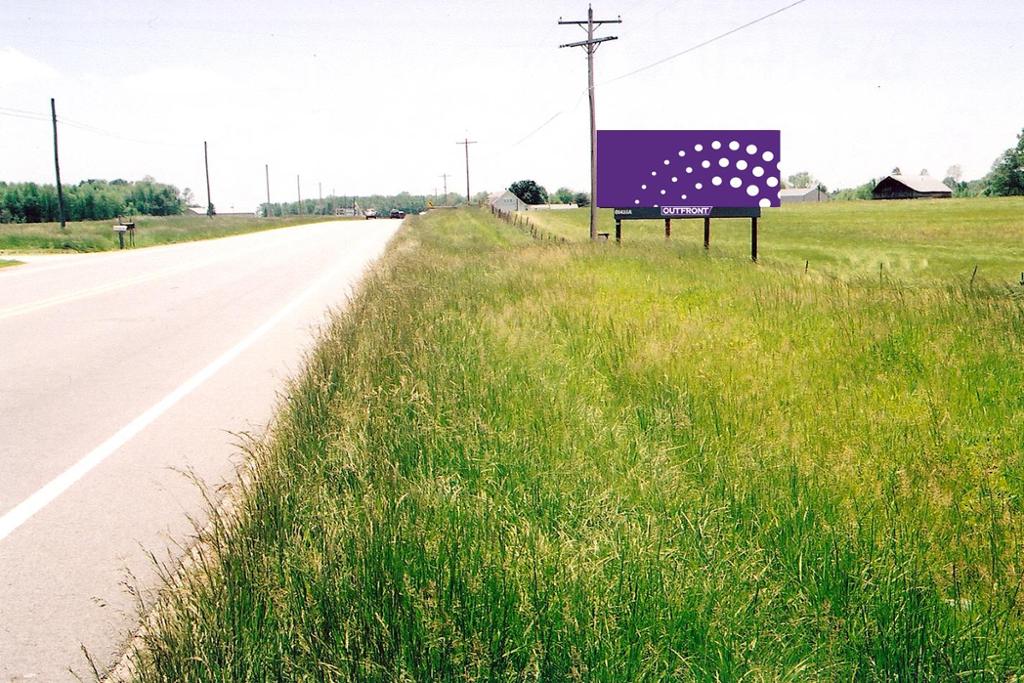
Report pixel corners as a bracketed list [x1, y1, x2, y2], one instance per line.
[597, 130, 781, 210]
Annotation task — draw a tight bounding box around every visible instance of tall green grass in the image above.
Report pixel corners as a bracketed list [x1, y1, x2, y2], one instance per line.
[130, 207, 1024, 680]
[0, 213, 353, 253]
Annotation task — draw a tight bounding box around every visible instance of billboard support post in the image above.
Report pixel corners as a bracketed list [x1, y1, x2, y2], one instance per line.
[751, 217, 758, 262]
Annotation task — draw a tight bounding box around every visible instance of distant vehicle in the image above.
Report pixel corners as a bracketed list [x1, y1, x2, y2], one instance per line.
[389, 209, 406, 219]
[364, 209, 378, 219]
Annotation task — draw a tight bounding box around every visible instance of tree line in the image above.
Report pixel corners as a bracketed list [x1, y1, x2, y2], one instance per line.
[823, 126, 1024, 200]
[260, 191, 471, 218]
[507, 180, 590, 206]
[0, 177, 185, 224]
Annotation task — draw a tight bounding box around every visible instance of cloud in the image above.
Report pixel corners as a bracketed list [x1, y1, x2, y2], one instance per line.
[0, 47, 59, 85]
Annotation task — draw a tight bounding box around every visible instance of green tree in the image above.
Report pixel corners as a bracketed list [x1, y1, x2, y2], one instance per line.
[508, 180, 548, 205]
[573, 191, 590, 207]
[831, 179, 876, 201]
[986, 128, 1024, 196]
[554, 187, 574, 204]
[787, 172, 815, 188]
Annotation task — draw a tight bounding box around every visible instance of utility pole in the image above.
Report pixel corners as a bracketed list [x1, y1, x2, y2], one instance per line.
[439, 172, 450, 204]
[50, 98, 66, 229]
[265, 164, 271, 218]
[204, 140, 213, 217]
[456, 138, 476, 204]
[296, 175, 303, 215]
[560, 5, 620, 241]
[318, 182, 323, 215]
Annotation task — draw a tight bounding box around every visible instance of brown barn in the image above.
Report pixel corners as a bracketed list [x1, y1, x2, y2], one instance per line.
[872, 174, 952, 200]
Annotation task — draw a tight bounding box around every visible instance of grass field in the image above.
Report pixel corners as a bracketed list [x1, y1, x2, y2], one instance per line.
[0, 259, 21, 269]
[0, 213, 352, 253]
[525, 197, 1024, 285]
[131, 203, 1024, 680]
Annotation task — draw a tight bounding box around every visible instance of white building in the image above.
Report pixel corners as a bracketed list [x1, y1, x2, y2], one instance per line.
[779, 187, 830, 204]
[489, 190, 529, 212]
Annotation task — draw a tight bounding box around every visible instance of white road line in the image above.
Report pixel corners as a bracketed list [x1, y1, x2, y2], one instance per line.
[0, 254, 353, 542]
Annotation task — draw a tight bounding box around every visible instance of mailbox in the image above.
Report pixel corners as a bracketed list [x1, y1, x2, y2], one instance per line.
[112, 222, 136, 248]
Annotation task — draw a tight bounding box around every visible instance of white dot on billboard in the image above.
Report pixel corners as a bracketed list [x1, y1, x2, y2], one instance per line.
[712, 176, 722, 186]
[736, 160, 748, 171]
[762, 151, 775, 162]
[671, 177, 678, 183]
[712, 140, 721, 150]
[641, 184, 647, 190]
[719, 158, 729, 168]
[695, 183, 703, 190]
[651, 171, 657, 176]
[681, 194, 687, 200]
[694, 144, 703, 152]
[747, 185, 759, 197]
[678, 150, 686, 157]
[660, 189, 666, 195]
[746, 144, 757, 154]
[730, 177, 742, 188]
[634, 199, 640, 204]
[729, 141, 739, 151]
[686, 167, 693, 173]
[664, 159, 670, 165]
[759, 198, 771, 208]
[753, 167, 765, 177]
[701, 160, 711, 169]
[767, 177, 779, 188]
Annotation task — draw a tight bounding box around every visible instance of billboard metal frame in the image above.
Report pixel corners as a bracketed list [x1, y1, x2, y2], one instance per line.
[610, 206, 761, 261]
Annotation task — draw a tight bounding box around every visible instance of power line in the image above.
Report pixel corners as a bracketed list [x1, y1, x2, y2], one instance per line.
[604, 0, 811, 84]
[510, 0, 811, 149]
[0, 104, 190, 147]
[0, 106, 50, 121]
[512, 112, 563, 146]
[0, 110, 50, 123]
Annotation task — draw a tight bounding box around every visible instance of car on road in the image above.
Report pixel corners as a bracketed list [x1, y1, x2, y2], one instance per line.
[389, 209, 406, 219]
[364, 209, 378, 219]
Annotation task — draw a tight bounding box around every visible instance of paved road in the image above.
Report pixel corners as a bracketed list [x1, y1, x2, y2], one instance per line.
[0, 219, 400, 681]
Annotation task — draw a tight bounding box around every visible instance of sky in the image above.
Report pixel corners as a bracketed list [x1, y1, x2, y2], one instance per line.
[2, 0, 1023, 212]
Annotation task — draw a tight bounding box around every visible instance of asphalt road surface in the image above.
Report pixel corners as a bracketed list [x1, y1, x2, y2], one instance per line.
[0, 219, 400, 681]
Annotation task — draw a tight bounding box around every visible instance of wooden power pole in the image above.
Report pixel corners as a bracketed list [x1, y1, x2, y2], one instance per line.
[560, 5, 620, 241]
[203, 140, 213, 217]
[50, 98, 66, 229]
[456, 138, 477, 204]
[439, 172, 450, 203]
[296, 175, 303, 216]
[265, 164, 271, 217]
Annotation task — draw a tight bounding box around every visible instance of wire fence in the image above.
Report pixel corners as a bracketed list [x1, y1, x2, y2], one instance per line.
[490, 205, 567, 243]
